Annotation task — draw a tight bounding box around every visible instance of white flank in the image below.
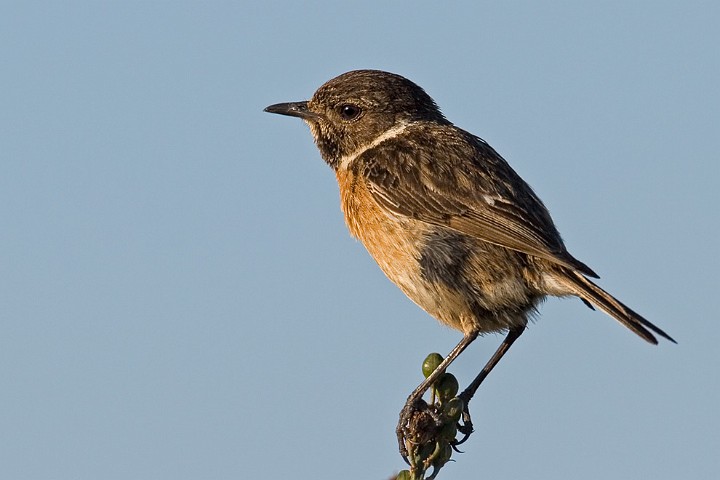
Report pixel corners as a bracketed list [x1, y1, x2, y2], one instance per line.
[338, 121, 412, 171]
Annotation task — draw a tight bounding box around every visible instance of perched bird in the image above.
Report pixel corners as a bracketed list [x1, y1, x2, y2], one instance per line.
[264, 69, 675, 458]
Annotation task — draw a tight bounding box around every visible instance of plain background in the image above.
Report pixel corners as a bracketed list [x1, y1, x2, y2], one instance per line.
[1, 1, 718, 479]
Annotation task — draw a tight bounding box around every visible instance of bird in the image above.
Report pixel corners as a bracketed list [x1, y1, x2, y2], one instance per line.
[264, 69, 675, 459]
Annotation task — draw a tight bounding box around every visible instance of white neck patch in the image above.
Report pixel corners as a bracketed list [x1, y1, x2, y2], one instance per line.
[337, 121, 412, 171]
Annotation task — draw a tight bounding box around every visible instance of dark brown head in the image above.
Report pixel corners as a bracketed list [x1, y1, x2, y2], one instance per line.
[264, 70, 448, 169]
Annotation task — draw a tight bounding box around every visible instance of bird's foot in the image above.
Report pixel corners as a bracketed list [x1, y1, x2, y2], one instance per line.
[396, 397, 443, 464]
[452, 391, 474, 447]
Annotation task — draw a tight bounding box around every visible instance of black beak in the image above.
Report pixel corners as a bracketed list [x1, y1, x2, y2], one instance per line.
[264, 101, 320, 120]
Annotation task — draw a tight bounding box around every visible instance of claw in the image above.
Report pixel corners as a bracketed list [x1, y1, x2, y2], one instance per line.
[396, 402, 413, 462]
[450, 442, 464, 454]
[452, 399, 474, 446]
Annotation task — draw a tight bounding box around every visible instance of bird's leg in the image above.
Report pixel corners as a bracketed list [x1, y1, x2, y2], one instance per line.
[397, 332, 478, 462]
[454, 326, 525, 446]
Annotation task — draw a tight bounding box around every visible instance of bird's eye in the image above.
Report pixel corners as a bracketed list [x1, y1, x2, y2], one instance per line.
[338, 104, 362, 120]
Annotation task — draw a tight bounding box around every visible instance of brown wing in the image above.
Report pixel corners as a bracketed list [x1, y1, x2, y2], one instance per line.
[360, 125, 598, 278]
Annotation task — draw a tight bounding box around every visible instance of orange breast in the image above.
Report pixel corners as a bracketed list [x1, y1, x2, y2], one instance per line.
[336, 168, 419, 269]
[335, 168, 479, 333]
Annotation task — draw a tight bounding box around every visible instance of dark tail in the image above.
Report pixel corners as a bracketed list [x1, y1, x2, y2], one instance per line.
[555, 271, 676, 344]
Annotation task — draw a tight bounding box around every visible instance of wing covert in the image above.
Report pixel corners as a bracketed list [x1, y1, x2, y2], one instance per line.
[360, 126, 598, 277]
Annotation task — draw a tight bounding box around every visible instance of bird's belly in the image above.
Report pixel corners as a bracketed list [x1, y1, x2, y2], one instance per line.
[337, 170, 538, 334]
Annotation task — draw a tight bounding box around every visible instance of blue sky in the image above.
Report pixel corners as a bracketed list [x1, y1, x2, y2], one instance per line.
[1, 2, 718, 479]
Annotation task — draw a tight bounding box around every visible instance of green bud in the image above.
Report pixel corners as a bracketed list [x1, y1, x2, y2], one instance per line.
[417, 441, 436, 461]
[439, 421, 458, 442]
[434, 373, 459, 401]
[433, 444, 453, 469]
[422, 353, 444, 378]
[395, 470, 412, 480]
[442, 396, 464, 422]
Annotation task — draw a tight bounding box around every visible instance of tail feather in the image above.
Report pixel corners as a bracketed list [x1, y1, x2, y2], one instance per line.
[555, 271, 676, 345]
